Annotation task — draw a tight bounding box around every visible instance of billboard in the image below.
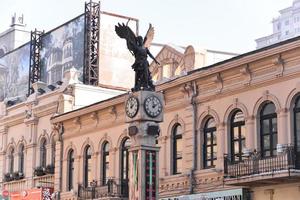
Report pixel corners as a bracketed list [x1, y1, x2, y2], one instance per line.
[0, 44, 30, 101]
[40, 14, 85, 85]
[99, 12, 137, 88]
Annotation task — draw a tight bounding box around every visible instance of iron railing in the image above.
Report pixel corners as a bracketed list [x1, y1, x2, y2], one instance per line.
[78, 179, 129, 199]
[224, 146, 298, 178]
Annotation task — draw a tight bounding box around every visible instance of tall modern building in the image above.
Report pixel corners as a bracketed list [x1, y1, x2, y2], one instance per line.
[256, 0, 300, 49]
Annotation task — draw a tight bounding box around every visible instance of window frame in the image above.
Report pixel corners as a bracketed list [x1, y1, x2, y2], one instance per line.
[102, 142, 109, 186]
[203, 118, 217, 169]
[172, 124, 182, 175]
[67, 149, 74, 191]
[19, 144, 25, 173]
[260, 102, 277, 158]
[230, 110, 246, 163]
[83, 145, 92, 188]
[40, 139, 47, 168]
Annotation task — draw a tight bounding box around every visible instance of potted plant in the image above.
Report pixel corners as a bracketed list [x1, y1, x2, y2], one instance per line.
[45, 164, 55, 174]
[4, 172, 13, 182]
[34, 166, 46, 176]
[13, 171, 24, 180]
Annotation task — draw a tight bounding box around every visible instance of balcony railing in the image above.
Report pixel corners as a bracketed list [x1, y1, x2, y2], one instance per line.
[78, 179, 128, 199]
[224, 146, 298, 179]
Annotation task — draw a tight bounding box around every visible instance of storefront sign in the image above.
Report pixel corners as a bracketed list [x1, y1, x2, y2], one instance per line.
[160, 189, 250, 200]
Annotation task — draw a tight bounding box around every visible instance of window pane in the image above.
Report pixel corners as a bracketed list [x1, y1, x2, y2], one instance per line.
[176, 139, 182, 158]
[264, 135, 270, 149]
[212, 132, 217, 145]
[262, 103, 276, 115]
[272, 118, 277, 132]
[234, 141, 239, 154]
[213, 149, 217, 160]
[233, 111, 244, 123]
[262, 120, 270, 134]
[88, 158, 92, 186]
[296, 98, 300, 108]
[206, 133, 211, 145]
[264, 150, 271, 157]
[206, 118, 216, 128]
[233, 127, 239, 139]
[241, 139, 246, 150]
[272, 134, 278, 148]
[206, 148, 211, 159]
[176, 158, 182, 173]
[241, 125, 246, 138]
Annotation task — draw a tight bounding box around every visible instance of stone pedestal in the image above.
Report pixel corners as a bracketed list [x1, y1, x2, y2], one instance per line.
[125, 91, 163, 200]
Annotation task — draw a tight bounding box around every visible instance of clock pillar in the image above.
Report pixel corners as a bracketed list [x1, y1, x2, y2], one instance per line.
[125, 90, 164, 200]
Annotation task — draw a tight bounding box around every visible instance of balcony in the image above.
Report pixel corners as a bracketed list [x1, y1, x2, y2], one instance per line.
[224, 146, 300, 186]
[78, 179, 128, 200]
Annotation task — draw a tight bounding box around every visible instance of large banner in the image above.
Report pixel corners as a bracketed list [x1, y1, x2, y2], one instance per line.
[0, 44, 30, 101]
[40, 15, 85, 85]
[99, 12, 137, 88]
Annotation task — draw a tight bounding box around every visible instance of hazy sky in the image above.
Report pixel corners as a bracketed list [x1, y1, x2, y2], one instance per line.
[0, 0, 293, 53]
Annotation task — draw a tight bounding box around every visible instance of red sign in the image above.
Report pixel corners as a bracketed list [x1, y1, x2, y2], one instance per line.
[2, 190, 9, 197]
[10, 187, 53, 200]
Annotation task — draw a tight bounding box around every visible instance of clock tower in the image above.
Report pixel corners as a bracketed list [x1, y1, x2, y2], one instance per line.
[125, 90, 164, 200]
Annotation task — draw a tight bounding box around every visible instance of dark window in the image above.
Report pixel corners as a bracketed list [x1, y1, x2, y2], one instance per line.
[294, 96, 300, 153]
[19, 145, 24, 173]
[260, 102, 277, 157]
[102, 142, 109, 185]
[121, 138, 131, 197]
[172, 124, 182, 174]
[121, 138, 131, 181]
[203, 117, 217, 168]
[230, 110, 246, 162]
[67, 149, 74, 191]
[84, 145, 92, 187]
[8, 148, 14, 173]
[40, 139, 47, 168]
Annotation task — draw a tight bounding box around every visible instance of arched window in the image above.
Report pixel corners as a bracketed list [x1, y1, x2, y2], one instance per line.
[121, 138, 131, 181]
[294, 96, 300, 166]
[260, 102, 277, 157]
[203, 117, 217, 168]
[230, 110, 246, 162]
[40, 139, 47, 168]
[8, 148, 14, 173]
[102, 142, 109, 185]
[19, 145, 25, 174]
[67, 149, 74, 191]
[172, 124, 182, 174]
[83, 145, 92, 187]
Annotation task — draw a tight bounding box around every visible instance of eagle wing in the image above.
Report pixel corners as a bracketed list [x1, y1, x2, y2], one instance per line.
[143, 23, 155, 48]
[115, 23, 137, 53]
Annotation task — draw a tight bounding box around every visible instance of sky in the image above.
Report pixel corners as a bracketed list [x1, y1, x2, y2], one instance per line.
[0, 0, 293, 54]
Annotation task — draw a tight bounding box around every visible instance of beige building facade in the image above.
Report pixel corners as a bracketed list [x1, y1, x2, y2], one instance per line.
[49, 37, 300, 200]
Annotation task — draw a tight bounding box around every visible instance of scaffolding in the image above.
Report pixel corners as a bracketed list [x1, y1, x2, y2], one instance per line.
[28, 29, 43, 95]
[83, 1, 100, 86]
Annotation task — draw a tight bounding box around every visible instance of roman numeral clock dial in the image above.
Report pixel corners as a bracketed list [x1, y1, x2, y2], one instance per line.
[144, 95, 162, 118]
[125, 96, 139, 118]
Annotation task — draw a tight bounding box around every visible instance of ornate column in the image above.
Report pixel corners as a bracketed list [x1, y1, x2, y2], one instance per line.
[110, 147, 117, 180]
[54, 140, 62, 192]
[216, 123, 225, 170]
[159, 136, 168, 176]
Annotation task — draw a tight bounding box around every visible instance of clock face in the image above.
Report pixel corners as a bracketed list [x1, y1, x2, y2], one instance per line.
[144, 95, 162, 118]
[125, 96, 139, 118]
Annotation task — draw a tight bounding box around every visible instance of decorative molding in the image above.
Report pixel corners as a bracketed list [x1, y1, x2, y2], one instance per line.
[211, 73, 223, 93]
[109, 106, 117, 120]
[240, 64, 252, 85]
[272, 54, 284, 77]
